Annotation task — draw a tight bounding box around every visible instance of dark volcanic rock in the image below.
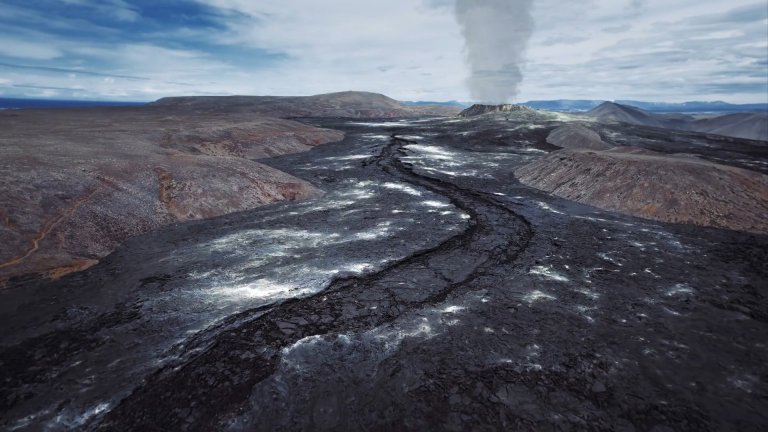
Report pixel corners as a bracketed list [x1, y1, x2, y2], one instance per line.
[546, 124, 612, 150]
[1, 113, 767, 432]
[1, 90, 460, 283]
[515, 146, 768, 233]
[458, 103, 535, 117]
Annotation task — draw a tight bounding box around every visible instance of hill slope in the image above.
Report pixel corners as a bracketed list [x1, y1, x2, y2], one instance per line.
[0, 108, 343, 283]
[546, 124, 612, 150]
[2, 90, 461, 283]
[584, 102, 768, 141]
[584, 102, 666, 128]
[688, 112, 768, 141]
[151, 91, 460, 118]
[516, 147, 768, 233]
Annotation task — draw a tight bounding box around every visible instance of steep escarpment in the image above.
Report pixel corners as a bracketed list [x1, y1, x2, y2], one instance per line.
[0, 108, 342, 283]
[516, 146, 768, 233]
[151, 91, 460, 118]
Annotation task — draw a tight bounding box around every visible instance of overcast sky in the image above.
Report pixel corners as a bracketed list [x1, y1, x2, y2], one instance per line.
[0, 0, 766, 103]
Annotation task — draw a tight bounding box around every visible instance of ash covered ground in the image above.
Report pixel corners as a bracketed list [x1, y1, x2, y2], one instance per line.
[1, 113, 767, 431]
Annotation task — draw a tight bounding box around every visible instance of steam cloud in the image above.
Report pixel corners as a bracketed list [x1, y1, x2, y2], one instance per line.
[455, 0, 535, 103]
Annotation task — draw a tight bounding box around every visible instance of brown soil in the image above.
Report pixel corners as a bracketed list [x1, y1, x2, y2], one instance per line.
[0, 107, 343, 283]
[516, 147, 768, 233]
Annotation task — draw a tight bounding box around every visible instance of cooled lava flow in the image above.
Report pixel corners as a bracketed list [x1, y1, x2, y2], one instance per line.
[1, 115, 767, 431]
[90, 134, 532, 431]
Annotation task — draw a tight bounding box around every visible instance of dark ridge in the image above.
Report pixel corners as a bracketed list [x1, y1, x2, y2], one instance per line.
[458, 104, 535, 117]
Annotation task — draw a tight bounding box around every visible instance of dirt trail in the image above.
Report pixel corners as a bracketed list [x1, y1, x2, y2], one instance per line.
[0, 188, 100, 269]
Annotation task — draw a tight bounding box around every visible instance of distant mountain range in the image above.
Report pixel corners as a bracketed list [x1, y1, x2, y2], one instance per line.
[584, 102, 768, 141]
[0, 98, 146, 110]
[6, 97, 766, 114]
[151, 91, 461, 117]
[402, 100, 471, 108]
[405, 99, 768, 113]
[522, 99, 768, 113]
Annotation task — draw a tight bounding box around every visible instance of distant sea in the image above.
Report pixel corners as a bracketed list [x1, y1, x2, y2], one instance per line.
[0, 98, 147, 110]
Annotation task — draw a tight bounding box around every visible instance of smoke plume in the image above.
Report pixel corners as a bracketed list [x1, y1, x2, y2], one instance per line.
[455, 0, 535, 103]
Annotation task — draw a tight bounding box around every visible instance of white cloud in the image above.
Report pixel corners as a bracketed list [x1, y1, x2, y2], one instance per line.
[0, 44, 233, 100]
[0, 0, 765, 103]
[520, 0, 768, 102]
[193, 0, 468, 100]
[61, 0, 140, 22]
[191, 0, 766, 103]
[0, 37, 63, 60]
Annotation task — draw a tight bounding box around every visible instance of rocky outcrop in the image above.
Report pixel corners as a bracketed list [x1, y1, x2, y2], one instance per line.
[151, 91, 461, 118]
[516, 147, 768, 233]
[458, 104, 535, 117]
[546, 124, 612, 150]
[0, 108, 342, 283]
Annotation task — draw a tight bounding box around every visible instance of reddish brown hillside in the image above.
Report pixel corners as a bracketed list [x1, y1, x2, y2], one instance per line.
[0, 108, 343, 283]
[516, 147, 768, 233]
